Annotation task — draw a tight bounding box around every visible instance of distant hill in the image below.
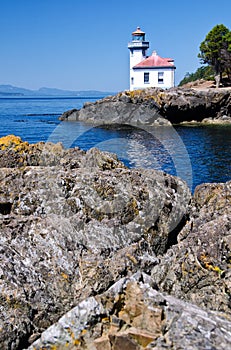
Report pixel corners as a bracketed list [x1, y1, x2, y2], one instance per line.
[0, 84, 115, 97]
[0, 85, 33, 96]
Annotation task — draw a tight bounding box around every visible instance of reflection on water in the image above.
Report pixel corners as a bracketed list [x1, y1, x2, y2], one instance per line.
[72, 124, 230, 192]
[49, 123, 187, 189]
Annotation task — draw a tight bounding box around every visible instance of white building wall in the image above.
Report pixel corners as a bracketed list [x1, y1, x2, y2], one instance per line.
[130, 48, 146, 69]
[129, 46, 148, 90]
[130, 68, 175, 91]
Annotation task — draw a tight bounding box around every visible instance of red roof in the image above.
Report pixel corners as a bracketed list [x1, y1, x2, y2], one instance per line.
[134, 51, 175, 68]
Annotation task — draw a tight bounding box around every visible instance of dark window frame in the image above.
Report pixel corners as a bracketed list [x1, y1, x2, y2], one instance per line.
[144, 72, 149, 84]
[158, 72, 164, 84]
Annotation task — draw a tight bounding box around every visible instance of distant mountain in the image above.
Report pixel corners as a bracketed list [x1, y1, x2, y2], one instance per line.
[0, 85, 32, 96]
[0, 84, 115, 97]
[36, 87, 114, 97]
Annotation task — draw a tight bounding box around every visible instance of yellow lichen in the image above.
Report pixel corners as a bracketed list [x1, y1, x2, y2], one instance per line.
[199, 253, 224, 275]
[60, 272, 69, 280]
[181, 262, 188, 276]
[126, 253, 138, 265]
[50, 346, 57, 350]
[125, 89, 144, 99]
[0, 135, 29, 153]
[73, 339, 81, 345]
[70, 331, 81, 345]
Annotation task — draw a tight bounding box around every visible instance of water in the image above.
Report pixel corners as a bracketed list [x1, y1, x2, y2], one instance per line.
[0, 96, 230, 192]
[0, 96, 96, 143]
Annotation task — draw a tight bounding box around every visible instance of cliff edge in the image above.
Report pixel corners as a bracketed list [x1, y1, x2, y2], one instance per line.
[60, 87, 231, 126]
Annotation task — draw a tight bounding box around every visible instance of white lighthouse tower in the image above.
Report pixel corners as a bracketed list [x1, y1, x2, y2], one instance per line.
[128, 27, 149, 89]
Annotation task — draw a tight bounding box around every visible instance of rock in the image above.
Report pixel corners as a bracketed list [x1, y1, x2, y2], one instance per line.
[59, 87, 231, 125]
[0, 136, 191, 348]
[151, 180, 231, 315]
[1, 135, 231, 349]
[60, 108, 78, 121]
[0, 134, 67, 167]
[77, 100, 167, 126]
[202, 115, 231, 124]
[28, 273, 231, 350]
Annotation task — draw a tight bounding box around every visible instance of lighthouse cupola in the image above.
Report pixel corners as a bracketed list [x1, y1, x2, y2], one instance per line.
[132, 26, 146, 41]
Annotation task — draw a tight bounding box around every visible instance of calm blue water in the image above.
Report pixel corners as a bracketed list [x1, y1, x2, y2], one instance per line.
[0, 96, 230, 192]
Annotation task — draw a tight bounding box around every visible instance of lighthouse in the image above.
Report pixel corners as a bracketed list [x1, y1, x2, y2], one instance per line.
[128, 27, 176, 91]
[128, 27, 149, 75]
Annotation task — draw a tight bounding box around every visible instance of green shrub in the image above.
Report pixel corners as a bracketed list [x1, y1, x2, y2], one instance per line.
[178, 66, 214, 86]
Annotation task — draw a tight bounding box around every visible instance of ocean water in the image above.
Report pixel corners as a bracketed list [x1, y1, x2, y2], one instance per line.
[0, 96, 230, 192]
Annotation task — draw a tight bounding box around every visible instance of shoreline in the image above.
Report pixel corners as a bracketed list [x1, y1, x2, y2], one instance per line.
[59, 87, 231, 126]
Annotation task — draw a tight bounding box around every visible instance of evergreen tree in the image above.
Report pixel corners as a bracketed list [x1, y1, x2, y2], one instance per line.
[221, 31, 231, 81]
[198, 24, 231, 87]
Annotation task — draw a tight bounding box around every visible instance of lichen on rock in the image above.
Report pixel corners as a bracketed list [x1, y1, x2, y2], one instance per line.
[0, 135, 231, 349]
[59, 87, 231, 125]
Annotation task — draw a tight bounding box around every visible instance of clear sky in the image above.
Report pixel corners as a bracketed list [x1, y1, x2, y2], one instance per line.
[1, 0, 230, 92]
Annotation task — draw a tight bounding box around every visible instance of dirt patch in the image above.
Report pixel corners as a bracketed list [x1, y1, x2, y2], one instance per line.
[181, 79, 231, 91]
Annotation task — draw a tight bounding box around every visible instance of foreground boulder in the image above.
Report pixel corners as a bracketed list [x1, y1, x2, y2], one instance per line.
[29, 273, 231, 350]
[59, 87, 231, 125]
[0, 136, 190, 349]
[29, 180, 231, 349]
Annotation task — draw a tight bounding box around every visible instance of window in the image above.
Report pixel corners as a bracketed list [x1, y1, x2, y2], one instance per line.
[158, 72, 164, 84]
[144, 72, 149, 84]
[132, 34, 145, 41]
[131, 77, 134, 85]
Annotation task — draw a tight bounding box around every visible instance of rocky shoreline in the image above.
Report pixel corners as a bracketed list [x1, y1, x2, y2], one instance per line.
[0, 135, 231, 349]
[60, 87, 231, 126]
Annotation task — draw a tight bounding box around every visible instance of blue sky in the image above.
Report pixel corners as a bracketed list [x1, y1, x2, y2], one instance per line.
[1, 0, 230, 92]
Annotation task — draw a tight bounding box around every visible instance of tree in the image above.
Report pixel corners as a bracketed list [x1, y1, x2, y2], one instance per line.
[221, 31, 231, 81]
[198, 24, 231, 87]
